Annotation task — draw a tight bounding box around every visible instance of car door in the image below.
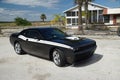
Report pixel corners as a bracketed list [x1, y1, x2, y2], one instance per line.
[26, 30, 50, 58]
[19, 30, 31, 53]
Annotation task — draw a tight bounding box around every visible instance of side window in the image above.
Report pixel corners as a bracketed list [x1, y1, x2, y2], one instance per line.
[28, 30, 40, 39]
[21, 30, 41, 39]
[20, 30, 29, 37]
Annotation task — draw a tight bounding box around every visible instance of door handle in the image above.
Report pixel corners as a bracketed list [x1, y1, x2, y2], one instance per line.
[26, 39, 28, 41]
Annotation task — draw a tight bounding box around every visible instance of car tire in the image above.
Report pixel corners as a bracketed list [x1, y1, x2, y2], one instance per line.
[14, 42, 24, 55]
[53, 49, 66, 67]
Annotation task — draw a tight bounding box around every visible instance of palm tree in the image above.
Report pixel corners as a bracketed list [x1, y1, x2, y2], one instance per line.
[51, 14, 66, 26]
[74, 0, 84, 34]
[84, 0, 94, 29]
[40, 14, 46, 22]
[61, 16, 66, 26]
[54, 14, 61, 26]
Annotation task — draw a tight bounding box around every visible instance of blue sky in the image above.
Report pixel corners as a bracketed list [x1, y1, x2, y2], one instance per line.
[0, 0, 120, 21]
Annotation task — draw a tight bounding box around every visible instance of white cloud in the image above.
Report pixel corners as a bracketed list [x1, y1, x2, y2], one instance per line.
[2, 0, 59, 8]
[0, 8, 42, 21]
[0, 8, 30, 16]
[0, 8, 53, 21]
[0, 8, 4, 12]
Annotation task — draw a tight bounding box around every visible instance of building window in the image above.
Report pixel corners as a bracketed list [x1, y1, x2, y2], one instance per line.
[99, 10, 103, 14]
[72, 18, 75, 25]
[93, 10, 97, 22]
[98, 10, 104, 23]
[72, 12, 75, 16]
[72, 18, 75, 23]
[77, 11, 78, 16]
[67, 18, 71, 24]
[76, 18, 78, 25]
[72, 18, 78, 25]
[66, 12, 71, 16]
[117, 16, 120, 24]
[66, 11, 76, 16]
[104, 15, 110, 23]
[99, 15, 104, 23]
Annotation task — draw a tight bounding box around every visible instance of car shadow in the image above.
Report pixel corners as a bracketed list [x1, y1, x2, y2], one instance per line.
[71, 53, 103, 67]
[27, 53, 52, 62]
[27, 53, 103, 67]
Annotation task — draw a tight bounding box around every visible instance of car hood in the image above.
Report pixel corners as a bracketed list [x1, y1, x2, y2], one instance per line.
[51, 36, 96, 48]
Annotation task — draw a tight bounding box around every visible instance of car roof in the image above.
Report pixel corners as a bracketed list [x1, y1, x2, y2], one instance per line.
[25, 27, 56, 31]
[23, 27, 56, 31]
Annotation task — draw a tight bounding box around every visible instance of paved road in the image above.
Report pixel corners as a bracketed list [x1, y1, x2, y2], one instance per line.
[0, 37, 120, 80]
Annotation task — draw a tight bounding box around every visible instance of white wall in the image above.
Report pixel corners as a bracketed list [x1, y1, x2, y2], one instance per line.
[71, 4, 104, 12]
[107, 8, 120, 14]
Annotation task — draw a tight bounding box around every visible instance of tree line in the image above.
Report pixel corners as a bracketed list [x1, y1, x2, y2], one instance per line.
[14, 14, 66, 26]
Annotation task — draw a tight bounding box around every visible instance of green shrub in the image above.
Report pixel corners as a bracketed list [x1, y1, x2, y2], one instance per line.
[15, 17, 31, 26]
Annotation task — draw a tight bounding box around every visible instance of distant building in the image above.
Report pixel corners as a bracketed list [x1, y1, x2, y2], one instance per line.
[103, 8, 120, 25]
[63, 2, 120, 28]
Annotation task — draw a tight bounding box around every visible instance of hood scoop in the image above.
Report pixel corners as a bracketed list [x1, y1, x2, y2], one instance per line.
[65, 36, 80, 40]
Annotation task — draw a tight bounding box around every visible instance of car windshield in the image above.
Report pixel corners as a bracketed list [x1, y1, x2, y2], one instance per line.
[39, 28, 68, 40]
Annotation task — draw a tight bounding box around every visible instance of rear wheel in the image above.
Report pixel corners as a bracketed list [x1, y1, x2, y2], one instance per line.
[53, 49, 66, 67]
[14, 42, 24, 55]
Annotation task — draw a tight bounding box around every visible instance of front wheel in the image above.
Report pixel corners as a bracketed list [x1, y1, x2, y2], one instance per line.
[14, 42, 24, 55]
[53, 49, 66, 67]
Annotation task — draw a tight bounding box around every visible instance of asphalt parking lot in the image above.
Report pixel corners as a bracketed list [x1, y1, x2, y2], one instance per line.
[0, 36, 120, 80]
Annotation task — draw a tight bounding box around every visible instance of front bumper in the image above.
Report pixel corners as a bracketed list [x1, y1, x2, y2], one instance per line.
[74, 46, 97, 62]
[66, 46, 97, 64]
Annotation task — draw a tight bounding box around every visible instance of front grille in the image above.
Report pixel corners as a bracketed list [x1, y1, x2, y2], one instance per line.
[74, 51, 93, 61]
[74, 42, 97, 62]
[75, 42, 96, 52]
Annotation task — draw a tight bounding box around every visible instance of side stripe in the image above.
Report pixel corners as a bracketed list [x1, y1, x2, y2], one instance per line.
[18, 35, 73, 50]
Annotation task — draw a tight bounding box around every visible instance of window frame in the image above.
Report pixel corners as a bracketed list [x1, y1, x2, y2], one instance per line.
[20, 30, 42, 39]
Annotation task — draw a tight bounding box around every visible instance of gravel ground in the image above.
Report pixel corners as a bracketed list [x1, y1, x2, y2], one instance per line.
[0, 36, 120, 80]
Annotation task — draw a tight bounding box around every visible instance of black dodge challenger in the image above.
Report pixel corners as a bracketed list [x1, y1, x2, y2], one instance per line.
[10, 27, 97, 67]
